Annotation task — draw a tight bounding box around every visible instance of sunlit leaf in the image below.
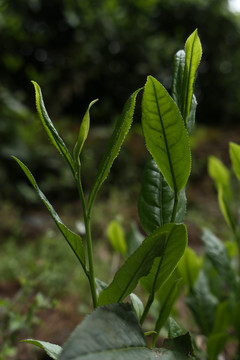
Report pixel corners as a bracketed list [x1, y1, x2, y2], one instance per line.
[229, 141, 240, 181]
[107, 220, 127, 255]
[142, 76, 191, 193]
[178, 246, 202, 291]
[22, 339, 62, 360]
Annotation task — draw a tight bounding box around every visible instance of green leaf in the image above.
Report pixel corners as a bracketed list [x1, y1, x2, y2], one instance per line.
[31, 81, 75, 174]
[73, 99, 98, 166]
[182, 29, 202, 125]
[211, 301, 229, 335]
[140, 224, 187, 294]
[163, 333, 195, 358]
[138, 158, 187, 235]
[168, 317, 185, 339]
[142, 76, 191, 193]
[217, 185, 235, 231]
[98, 224, 174, 306]
[130, 293, 144, 319]
[13, 157, 86, 269]
[177, 246, 202, 291]
[126, 223, 144, 256]
[153, 272, 183, 341]
[208, 156, 231, 198]
[58, 303, 190, 360]
[88, 88, 142, 214]
[232, 300, 240, 336]
[207, 333, 228, 360]
[172, 50, 198, 135]
[22, 339, 62, 359]
[229, 141, 240, 180]
[202, 228, 236, 289]
[187, 271, 218, 336]
[107, 220, 127, 255]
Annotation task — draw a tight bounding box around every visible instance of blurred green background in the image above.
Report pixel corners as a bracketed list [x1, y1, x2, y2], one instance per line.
[1, 0, 240, 359]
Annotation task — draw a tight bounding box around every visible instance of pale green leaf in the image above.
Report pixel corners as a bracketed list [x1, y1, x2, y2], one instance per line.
[178, 246, 202, 291]
[208, 156, 231, 198]
[217, 186, 235, 231]
[138, 158, 186, 234]
[140, 224, 187, 294]
[229, 141, 240, 180]
[32, 81, 75, 173]
[13, 157, 86, 269]
[107, 220, 127, 255]
[98, 224, 174, 306]
[88, 88, 142, 214]
[142, 76, 191, 193]
[22, 339, 62, 359]
[182, 29, 202, 125]
[130, 293, 144, 319]
[73, 99, 98, 166]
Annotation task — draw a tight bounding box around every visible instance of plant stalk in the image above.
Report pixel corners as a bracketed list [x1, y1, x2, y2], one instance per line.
[76, 169, 97, 308]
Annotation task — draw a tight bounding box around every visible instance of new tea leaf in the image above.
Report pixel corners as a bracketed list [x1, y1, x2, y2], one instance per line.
[229, 141, 240, 180]
[107, 220, 127, 255]
[32, 81, 75, 173]
[138, 158, 186, 234]
[98, 224, 176, 306]
[73, 99, 98, 166]
[142, 76, 191, 193]
[88, 88, 142, 214]
[13, 157, 86, 269]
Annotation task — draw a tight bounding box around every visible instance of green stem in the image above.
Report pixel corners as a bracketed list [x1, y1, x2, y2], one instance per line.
[76, 169, 97, 309]
[140, 294, 154, 325]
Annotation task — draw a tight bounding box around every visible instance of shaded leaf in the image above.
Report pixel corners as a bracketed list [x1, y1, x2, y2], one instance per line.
[58, 303, 190, 360]
[168, 318, 185, 339]
[202, 228, 236, 290]
[32, 81, 75, 173]
[207, 333, 228, 360]
[163, 333, 195, 357]
[88, 88, 142, 214]
[98, 224, 175, 306]
[141, 224, 187, 294]
[142, 76, 191, 193]
[13, 157, 86, 269]
[138, 158, 186, 234]
[126, 223, 144, 256]
[22, 339, 62, 360]
[187, 271, 218, 336]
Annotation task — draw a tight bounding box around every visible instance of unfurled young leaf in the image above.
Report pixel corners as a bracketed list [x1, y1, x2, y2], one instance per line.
[130, 293, 144, 319]
[182, 29, 202, 125]
[138, 158, 187, 234]
[98, 224, 175, 306]
[229, 141, 240, 180]
[13, 157, 86, 270]
[140, 224, 187, 295]
[22, 339, 62, 360]
[73, 99, 98, 167]
[88, 88, 142, 214]
[32, 81, 75, 174]
[142, 76, 191, 194]
[208, 156, 231, 198]
[107, 220, 127, 255]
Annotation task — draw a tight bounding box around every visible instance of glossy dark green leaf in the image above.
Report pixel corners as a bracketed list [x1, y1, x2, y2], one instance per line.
[32, 81, 75, 174]
[142, 76, 191, 193]
[22, 339, 62, 359]
[88, 88, 142, 214]
[168, 318, 185, 339]
[98, 224, 174, 306]
[202, 228, 236, 290]
[187, 271, 218, 336]
[141, 224, 187, 294]
[73, 99, 98, 166]
[138, 158, 187, 234]
[13, 157, 86, 269]
[58, 303, 190, 360]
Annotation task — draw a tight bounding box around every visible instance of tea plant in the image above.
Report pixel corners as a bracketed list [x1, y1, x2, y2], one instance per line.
[179, 143, 240, 360]
[14, 30, 202, 359]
